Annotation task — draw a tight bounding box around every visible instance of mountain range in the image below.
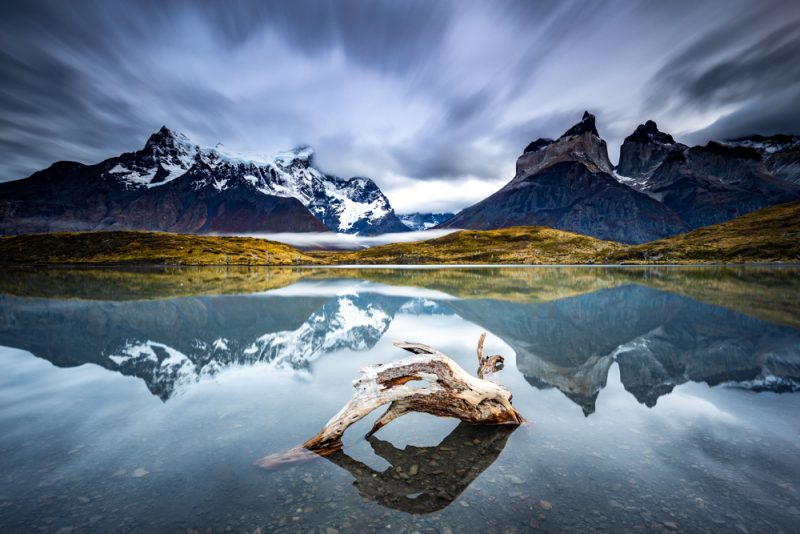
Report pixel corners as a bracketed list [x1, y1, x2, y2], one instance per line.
[0, 127, 409, 236]
[1, 115, 799, 243]
[440, 112, 800, 243]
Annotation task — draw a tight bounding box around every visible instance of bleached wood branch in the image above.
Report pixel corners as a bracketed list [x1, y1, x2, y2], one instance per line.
[256, 334, 522, 470]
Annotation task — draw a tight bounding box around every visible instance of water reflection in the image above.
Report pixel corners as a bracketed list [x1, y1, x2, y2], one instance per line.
[325, 423, 515, 514]
[450, 284, 800, 415]
[1, 267, 797, 411]
[0, 266, 799, 532]
[0, 292, 453, 399]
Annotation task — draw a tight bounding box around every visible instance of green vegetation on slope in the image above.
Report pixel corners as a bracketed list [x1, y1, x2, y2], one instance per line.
[0, 201, 799, 266]
[313, 201, 800, 265]
[609, 201, 800, 263]
[311, 226, 624, 264]
[0, 231, 320, 266]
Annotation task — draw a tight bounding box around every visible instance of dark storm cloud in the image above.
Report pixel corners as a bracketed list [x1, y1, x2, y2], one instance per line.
[648, 14, 800, 114]
[646, 11, 800, 147]
[683, 90, 800, 146]
[180, 0, 454, 70]
[1, 0, 799, 212]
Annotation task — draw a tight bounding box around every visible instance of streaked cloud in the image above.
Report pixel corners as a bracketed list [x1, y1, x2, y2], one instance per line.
[1, 0, 798, 212]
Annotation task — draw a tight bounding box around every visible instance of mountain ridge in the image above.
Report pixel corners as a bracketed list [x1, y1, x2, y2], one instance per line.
[440, 112, 800, 242]
[0, 127, 409, 236]
[614, 120, 800, 229]
[3, 115, 800, 241]
[440, 112, 688, 243]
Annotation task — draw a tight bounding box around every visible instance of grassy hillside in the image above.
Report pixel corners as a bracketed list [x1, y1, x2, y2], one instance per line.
[609, 201, 800, 263]
[0, 231, 320, 266]
[311, 226, 624, 264]
[0, 201, 798, 266]
[313, 201, 800, 265]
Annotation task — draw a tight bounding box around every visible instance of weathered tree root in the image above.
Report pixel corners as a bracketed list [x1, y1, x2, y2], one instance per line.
[256, 334, 523, 470]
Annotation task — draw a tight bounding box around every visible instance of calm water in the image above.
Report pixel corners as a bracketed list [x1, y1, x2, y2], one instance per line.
[0, 266, 799, 533]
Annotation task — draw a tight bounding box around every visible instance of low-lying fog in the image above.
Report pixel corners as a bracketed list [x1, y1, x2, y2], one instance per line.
[225, 229, 459, 250]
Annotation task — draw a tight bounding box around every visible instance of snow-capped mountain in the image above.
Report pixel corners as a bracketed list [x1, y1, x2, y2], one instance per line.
[398, 212, 455, 231]
[0, 126, 409, 235]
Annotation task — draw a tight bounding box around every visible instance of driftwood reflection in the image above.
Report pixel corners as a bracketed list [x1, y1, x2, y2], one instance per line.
[324, 422, 516, 514]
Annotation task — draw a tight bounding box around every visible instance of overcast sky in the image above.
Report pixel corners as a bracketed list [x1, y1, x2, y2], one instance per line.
[1, 0, 799, 213]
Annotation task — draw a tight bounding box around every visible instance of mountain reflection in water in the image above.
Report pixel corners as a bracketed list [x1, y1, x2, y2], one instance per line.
[1, 266, 799, 533]
[0, 266, 797, 412]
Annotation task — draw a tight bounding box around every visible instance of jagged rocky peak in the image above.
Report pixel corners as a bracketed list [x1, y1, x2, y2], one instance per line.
[442, 111, 685, 244]
[100, 126, 201, 189]
[560, 110, 599, 138]
[145, 125, 191, 147]
[141, 126, 200, 165]
[625, 120, 675, 145]
[346, 176, 378, 190]
[514, 110, 613, 177]
[523, 138, 554, 154]
[616, 119, 683, 181]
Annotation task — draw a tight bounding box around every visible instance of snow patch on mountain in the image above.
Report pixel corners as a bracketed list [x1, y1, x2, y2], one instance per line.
[107, 165, 158, 188]
[100, 127, 405, 235]
[613, 170, 656, 193]
[726, 375, 800, 393]
[398, 212, 455, 231]
[724, 135, 800, 154]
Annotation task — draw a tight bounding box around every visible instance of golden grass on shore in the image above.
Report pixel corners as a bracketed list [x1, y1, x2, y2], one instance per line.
[1, 202, 798, 266]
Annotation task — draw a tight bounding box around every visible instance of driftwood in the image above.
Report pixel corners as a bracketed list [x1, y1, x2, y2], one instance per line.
[256, 334, 522, 470]
[476, 332, 505, 379]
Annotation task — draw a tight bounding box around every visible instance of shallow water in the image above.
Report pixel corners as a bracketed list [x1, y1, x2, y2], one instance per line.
[0, 266, 799, 533]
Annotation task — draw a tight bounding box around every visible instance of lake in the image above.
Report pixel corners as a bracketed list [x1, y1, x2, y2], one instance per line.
[0, 266, 799, 533]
